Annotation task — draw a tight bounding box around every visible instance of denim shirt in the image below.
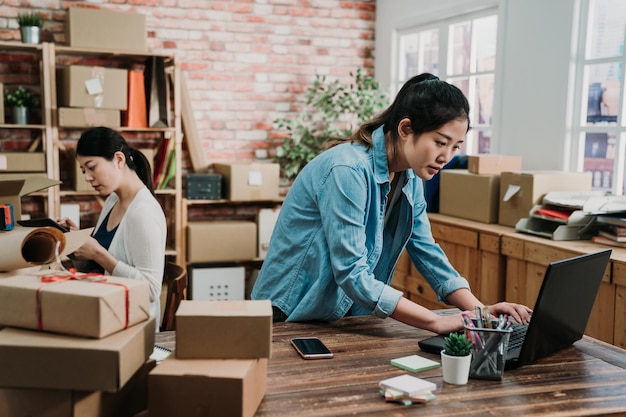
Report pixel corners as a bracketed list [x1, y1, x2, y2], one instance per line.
[251, 125, 470, 322]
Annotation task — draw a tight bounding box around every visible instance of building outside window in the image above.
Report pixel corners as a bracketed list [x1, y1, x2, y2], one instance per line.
[573, 0, 626, 194]
[395, 10, 498, 155]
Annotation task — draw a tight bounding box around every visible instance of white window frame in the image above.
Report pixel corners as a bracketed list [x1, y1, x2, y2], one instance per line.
[390, 7, 499, 155]
[570, 0, 626, 194]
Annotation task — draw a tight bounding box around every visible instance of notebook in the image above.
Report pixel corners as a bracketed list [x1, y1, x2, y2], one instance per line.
[418, 249, 612, 370]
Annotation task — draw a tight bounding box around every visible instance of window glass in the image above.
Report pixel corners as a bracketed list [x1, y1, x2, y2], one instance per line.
[582, 62, 622, 125]
[586, 0, 626, 60]
[448, 21, 471, 75]
[474, 15, 498, 72]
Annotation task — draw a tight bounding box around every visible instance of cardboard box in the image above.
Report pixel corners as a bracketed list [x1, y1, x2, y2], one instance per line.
[59, 107, 121, 128]
[148, 357, 267, 417]
[175, 300, 272, 359]
[468, 154, 522, 175]
[189, 266, 245, 300]
[66, 7, 147, 52]
[0, 177, 61, 220]
[213, 162, 279, 201]
[0, 153, 46, 172]
[498, 171, 593, 227]
[187, 221, 257, 263]
[0, 275, 150, 338]
[0, 318, 154, 392]
[59, 66, 128, 110]
[440, 170, 500, 223]
[0, 359, 155, 417]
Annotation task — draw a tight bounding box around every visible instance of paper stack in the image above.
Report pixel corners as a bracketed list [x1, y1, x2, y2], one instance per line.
[379, 374, 437, 406]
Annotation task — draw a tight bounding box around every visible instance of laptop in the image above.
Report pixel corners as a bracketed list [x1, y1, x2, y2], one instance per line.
[418, 249, 612, 369]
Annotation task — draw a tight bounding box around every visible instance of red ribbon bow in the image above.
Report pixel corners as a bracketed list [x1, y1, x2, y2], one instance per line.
[36, 269, 130, 333]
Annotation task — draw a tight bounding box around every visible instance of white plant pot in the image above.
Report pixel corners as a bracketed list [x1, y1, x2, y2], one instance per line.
[20, 26, 41, 45]
[441, 351, 472, 385]
[12, 106, 28, 125]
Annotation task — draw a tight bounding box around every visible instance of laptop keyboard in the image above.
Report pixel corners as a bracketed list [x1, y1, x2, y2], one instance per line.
[508, 322, 528, 350]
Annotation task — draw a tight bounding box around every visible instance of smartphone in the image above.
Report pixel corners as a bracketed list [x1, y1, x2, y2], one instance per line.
[290, 337, 334, 359]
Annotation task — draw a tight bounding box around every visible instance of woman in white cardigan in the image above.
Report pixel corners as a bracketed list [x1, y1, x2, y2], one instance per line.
[57, 127, 167, 323]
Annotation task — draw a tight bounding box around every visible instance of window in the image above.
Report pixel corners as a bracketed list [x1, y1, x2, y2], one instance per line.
[394, 10, 498, 155]
[572, 0, 626, 194]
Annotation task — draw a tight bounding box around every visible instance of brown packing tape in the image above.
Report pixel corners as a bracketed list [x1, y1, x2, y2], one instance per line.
[21, 227, 65, 265]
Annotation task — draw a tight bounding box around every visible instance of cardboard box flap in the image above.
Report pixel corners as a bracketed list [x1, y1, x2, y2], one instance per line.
[0, 177, 61, 198]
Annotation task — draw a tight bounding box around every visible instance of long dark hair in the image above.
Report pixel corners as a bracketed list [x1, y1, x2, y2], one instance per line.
[76, 126, 155, 195]
[335, 73, 470, 167]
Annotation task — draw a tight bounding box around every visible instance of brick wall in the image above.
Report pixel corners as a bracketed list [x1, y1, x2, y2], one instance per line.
[0, 1, 377, 169]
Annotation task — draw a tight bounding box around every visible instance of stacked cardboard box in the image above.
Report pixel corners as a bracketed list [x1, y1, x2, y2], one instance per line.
[0, 271, 156, 416]
[439, 155, 522, 224]
[148, 299, 272, 417]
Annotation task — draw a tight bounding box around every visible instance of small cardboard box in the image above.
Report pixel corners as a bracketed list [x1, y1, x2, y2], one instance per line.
[59, 66, 128, 110]
[66, 7, 147, 52]
[187, 221, 257, 263]
[0, 274, 150, 338]
[213, 162, 279, 201]
[0, 153, 46, 172]
[58, 107, 121, 128]
[440, 170, 500, 223]
[0, 318, 155, 392]
[468, 154, 522, 175]
[257, 207, 280, 259]
[498, 171, 593, 227]
[175, 299, 272, 359]
[148, 357, 267, 417]
[0, 177, 61, 220]
[0, 359, 155, 417]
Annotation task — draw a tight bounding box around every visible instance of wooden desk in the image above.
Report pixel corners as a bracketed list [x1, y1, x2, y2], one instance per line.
[155, 316, 626, 416]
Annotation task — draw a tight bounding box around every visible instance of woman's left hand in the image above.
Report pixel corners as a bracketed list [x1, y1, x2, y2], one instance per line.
[487, 302, 533, 325]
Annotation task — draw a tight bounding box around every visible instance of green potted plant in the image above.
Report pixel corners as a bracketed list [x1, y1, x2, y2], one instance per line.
[440, 332, 473, 385]
[16, 11, 42, 44]
[5, 86, 36, 124]
[273, 68, 389, 181]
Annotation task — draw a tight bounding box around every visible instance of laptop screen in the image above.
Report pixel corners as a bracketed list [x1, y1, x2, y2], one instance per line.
[512, 249, 612, 368]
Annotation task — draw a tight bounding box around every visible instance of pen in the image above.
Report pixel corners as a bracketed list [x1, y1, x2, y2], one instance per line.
[475, 306, 484, 328]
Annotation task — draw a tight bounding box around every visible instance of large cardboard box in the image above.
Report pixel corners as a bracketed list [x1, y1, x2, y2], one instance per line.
[0, 177, 60, 220]
[66, 7, 147, 52]
[59, 107, 121, 128]
[213, 162, 279, 201]
[0, 318, 154, 392]
[468, 154, 522, 175]
[148, 357, 267, 417]
[498, 171, 593, 227]
[440, 170, 500, 223]
[0, 153, 46, 172]
[175, 300, 272, 359]
[187, 220, 257, 263]
[0, 359, 155, 417]
[0, 275, 150, 338]
[59, 66, 128, 110]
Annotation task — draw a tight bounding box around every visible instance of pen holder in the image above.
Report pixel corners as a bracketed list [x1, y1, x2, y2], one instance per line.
[464, 324, 512, 381]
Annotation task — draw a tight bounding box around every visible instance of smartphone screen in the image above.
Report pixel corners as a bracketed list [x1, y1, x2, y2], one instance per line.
[290, 337, 334, 359]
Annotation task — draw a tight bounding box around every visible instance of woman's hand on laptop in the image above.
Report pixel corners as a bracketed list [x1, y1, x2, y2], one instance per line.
[488, 302, 533, 325]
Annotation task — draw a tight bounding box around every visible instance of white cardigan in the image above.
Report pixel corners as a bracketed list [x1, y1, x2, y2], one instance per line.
[94, 187, 167, 321]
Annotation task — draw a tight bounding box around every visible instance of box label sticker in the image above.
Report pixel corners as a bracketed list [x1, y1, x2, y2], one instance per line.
[84, 78, 103, 96]
[503, 184, 521, 201]
[248, 171, 263, 186]
[0, 155, 6, 170]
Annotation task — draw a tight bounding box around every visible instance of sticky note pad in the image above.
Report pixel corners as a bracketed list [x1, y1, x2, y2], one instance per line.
[391, 354, 441, 373]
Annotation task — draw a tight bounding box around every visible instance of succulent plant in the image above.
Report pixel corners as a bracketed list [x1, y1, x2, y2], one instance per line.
[5, 86, 36, 108]
[16, 12, 42, 27]
[442, 332, 473, 357]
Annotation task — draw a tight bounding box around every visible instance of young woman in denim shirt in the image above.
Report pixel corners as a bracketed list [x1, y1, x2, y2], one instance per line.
[252, 73, 532, 334]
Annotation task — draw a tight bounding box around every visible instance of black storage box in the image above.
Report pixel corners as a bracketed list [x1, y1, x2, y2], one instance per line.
[186, 173, 222, 200]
